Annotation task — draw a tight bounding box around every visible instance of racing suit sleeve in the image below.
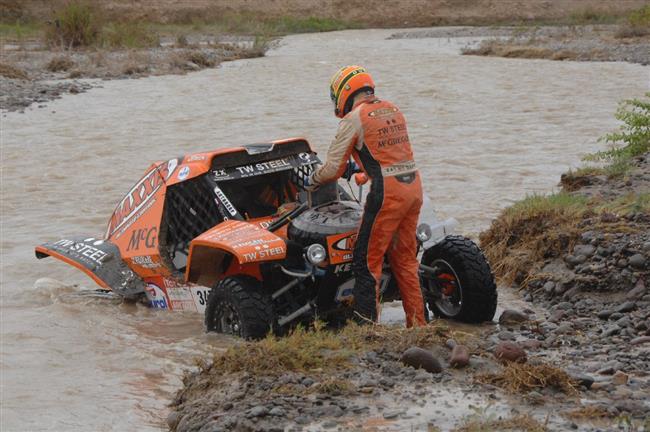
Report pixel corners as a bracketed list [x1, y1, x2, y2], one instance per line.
[311, 117, 358, 185]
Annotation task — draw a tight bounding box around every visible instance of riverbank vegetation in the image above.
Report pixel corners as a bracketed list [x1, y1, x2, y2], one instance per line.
[480, 94, 650, 287]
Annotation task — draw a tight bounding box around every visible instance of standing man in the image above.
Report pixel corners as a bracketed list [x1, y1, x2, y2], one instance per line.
[309, 65, 426, 327]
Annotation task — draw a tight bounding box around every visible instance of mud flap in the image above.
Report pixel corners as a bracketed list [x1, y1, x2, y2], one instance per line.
[35, 236, 144, 299]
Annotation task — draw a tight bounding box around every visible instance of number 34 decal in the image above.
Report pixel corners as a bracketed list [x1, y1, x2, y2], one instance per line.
[195, 289, 211, 306]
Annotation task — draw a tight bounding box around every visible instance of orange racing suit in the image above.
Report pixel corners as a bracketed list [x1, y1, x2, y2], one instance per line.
[312, 95, 426, 327]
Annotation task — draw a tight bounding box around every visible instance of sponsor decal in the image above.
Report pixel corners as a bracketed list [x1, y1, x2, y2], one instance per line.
[327, 232, 356, 264]
[198, 220, 286, 263]
[177, 166, 190, 180]
[107, 159, 177, 238]
[334, 262, 353, 274]
[368, 106, 399, 118]
[126, 227, 158, 251]
[242, 246, 284, 263]
[186, 154, 206, 162]
[53, 239, 110, 264]
[213, 185, 238, 217]
[131, 255, 161, 269]
[213, 153, 319, 181]
[145, 283, 168, 309]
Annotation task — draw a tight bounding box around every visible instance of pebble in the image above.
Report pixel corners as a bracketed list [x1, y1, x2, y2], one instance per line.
[497, 330, 516, 340]
[449, 345, 470, 368]
[269, 407, 285, 417]
[574, 244, 596, 257]
[400, 347, 443, 373]
[602, 325, 621, 337]
[247, 406, 269, 418]
[382, 409, 404, 419]
[626, 281, 647, 299]
[630, 336, 650, 345]
[494, 341, 527, 363]
[615, 301, 636, 313]
[597, 309, 614, 319]
[498, 309, 529, 324]
[543, 281, 556, 294]
[628, 254, 646, 269]
[612, 371, 629, 385]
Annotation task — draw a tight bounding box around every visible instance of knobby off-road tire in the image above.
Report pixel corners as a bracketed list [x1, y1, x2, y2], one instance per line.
[204, 276, 275, 340]
[421, 235, 497, 323]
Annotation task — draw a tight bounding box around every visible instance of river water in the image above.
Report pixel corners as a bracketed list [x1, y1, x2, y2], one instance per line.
[1, 28, 647, 431]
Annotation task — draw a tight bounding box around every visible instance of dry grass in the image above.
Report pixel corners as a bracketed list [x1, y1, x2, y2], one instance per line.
[479, 192, 588, 285]
[46, 56, 75, 72]
[475, 362, 578, 395]
[202, 321, 460, 377]
[184, 50, 215, 67]
[0, 63, 28, 79]
[454, 413, 547, 432]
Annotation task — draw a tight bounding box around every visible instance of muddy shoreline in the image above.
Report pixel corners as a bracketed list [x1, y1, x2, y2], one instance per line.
[0, 38, 265, 113]
[171, 155, 649, 431]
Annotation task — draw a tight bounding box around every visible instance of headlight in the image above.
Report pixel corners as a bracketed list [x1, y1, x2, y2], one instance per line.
[416, 223, 432, 242]
[305, 244, 327, 264]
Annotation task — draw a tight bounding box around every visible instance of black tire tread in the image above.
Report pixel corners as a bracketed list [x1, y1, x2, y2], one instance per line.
[422, 235, 497, 323]
[204, 276, 275, 340]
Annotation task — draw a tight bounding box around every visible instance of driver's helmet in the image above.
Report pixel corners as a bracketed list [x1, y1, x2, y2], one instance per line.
[329, 65, 375, 118]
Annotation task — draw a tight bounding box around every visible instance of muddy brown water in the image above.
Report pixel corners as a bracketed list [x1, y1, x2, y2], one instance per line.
[1, 29, 647, 431]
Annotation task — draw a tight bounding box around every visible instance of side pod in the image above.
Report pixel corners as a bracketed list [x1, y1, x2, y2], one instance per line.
[35, 236, 144, 298]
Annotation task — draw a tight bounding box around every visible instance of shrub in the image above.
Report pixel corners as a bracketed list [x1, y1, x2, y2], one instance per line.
[46, 1, 100, 48]
[586, 93, 650, 165]
[0, 63, 28, 79]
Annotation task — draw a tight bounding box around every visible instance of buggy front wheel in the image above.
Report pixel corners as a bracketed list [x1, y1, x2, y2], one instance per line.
[204, 276, 276, 340]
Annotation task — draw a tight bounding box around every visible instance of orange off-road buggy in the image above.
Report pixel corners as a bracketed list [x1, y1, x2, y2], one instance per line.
[36, 138, 497, 339]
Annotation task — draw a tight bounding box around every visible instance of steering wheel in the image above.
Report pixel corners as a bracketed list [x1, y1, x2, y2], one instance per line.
[267, 202, 308, 232]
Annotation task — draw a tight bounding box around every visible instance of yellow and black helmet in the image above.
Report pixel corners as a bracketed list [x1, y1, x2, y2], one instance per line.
[329, 65, 375, 118]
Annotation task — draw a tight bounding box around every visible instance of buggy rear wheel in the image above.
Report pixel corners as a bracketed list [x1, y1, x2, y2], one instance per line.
[204, 276, 275, 340]
[420, 235, 497, 323]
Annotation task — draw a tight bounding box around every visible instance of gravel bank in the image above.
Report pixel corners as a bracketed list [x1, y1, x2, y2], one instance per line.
[391, 25, 650, 65]
[0, 40, 263, 113]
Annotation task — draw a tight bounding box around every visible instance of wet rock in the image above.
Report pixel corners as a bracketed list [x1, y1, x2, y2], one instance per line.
[269, 407, 285, 417]
[382, 409, 405, 419]
[449, 345, 470, 368]
[602, 325, 621, 337]
[631, 336, 650, 345]
[628, 254, 646, 269]
[616, 301, 636, 313]
[498, 309, 529, 324]
[543, 281, 556, 294]
[627, 282, 647, 300]
[445, 338, 457, 349]
[497, 330, 516, 341]
[568, 372, 594, 389]
[574, 244, 596, 257]
[555, 323, 573, 334]
[322, 420, 338, 429]
[643, 242, 650, 252]
[548, 310, 565, 323]
[247, 406, 269, 418]
[302, 377, 315, 387]
[400, 347, 442, 373]
[597, 309, 613, 320]
[494, 341, 527, 363]
[167, 411, 181, 429]
[612, 371, 629, 385]
[295, 415, 310, 425]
